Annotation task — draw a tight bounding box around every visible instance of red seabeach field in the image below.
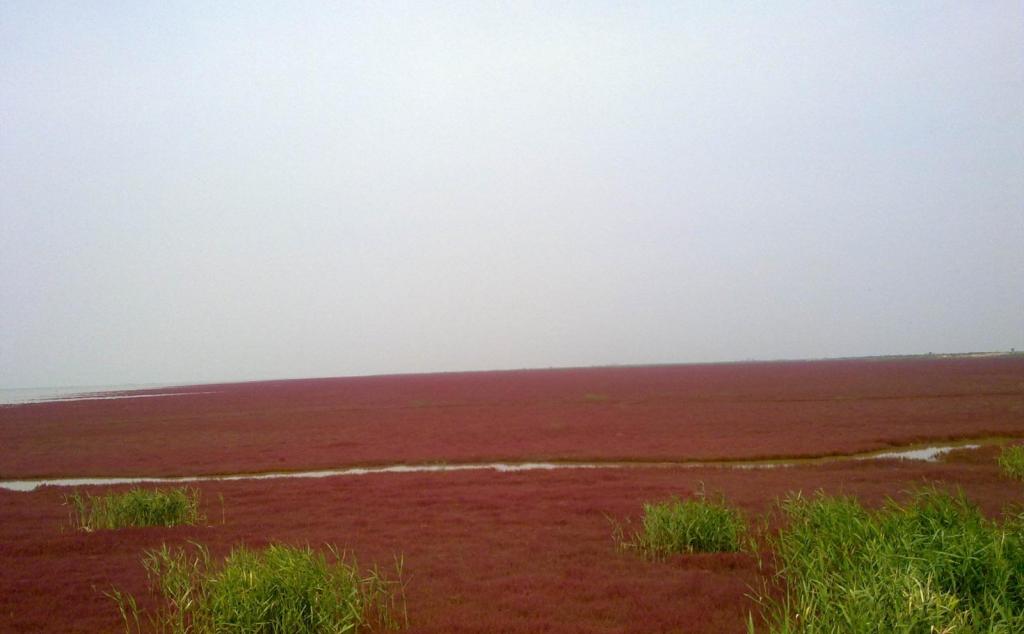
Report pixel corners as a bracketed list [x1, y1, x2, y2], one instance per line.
[0, 356, 1022, 632]
[1, 355, 1022, 478]
[1, 458, 1022, 633]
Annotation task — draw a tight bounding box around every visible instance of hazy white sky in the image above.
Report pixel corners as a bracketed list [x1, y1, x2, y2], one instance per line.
[2, 1, 1022, 388]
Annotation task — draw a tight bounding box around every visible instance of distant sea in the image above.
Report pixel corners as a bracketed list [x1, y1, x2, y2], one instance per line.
[0, 383, 181, 405]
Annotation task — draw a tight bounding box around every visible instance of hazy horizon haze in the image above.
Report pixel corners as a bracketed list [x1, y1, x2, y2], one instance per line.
[2, 2, 1022, 389]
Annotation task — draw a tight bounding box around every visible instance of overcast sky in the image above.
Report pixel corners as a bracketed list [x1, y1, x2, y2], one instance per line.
[2, 2, 1022, 388]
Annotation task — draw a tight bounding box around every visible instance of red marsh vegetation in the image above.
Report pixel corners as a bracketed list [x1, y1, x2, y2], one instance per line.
[1, 456, 1022, 633]
[1, 357, 1022, 631]
[1, 356, 1022, 479]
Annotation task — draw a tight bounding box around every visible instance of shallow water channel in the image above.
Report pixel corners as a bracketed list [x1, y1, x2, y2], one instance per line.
[0, 443, 982, 492]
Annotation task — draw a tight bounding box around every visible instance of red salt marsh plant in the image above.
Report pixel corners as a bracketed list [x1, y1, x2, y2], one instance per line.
[4, 356, 1022, 479]
[4, 458, 1023, 633]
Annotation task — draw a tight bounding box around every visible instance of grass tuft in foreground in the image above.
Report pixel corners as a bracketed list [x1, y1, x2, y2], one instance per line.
[998, 444, 1024, 480]
[64, 487, 204, 531]
[111, 542, 406, 633]
[751, 487, 1024, 633]
[619, 489, 746, 558]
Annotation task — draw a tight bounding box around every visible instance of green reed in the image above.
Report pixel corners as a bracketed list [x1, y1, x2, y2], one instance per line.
[998, 444, 1024, 481]
[110, 542, 406, 633]
[619, 490, 746, 558]
[750, 487, 1024, 632]
[64, 487, 204, 531]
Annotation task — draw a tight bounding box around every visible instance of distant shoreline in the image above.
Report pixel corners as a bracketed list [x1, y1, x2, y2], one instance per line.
[2, 349, 1021, 401]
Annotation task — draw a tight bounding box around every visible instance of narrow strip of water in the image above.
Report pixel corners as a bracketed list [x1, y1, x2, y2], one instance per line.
[0, 443, 990, 492]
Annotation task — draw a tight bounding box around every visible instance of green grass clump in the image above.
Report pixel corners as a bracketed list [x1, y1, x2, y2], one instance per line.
[998, 444, 1024, 480]
[111, 543, 406, 633]
[64, 487, 204, 531]
[752, 487, 1024, 632]
[621, 491, 746, 558]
